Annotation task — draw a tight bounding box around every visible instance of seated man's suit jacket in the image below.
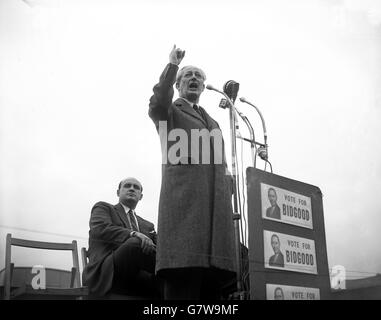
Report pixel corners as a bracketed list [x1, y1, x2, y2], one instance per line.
[82, 201, 156, 296]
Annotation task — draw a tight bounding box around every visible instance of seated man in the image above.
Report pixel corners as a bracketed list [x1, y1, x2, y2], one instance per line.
[82, 177, 158, 298]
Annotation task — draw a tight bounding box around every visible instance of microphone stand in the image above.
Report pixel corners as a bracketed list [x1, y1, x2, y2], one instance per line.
[235, 106, 258, 168]
[206, 85, 245, 300]
[239, 97, 268, 162]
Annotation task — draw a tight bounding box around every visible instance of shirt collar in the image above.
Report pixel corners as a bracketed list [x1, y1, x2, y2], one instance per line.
[120, 203, 134, 214]
[180, 97, 199, 108]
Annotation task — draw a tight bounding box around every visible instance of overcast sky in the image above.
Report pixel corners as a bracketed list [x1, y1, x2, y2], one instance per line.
[1, 0, 380, 283]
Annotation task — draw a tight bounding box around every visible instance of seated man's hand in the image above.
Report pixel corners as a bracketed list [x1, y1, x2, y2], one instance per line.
[169, 44, 185, 65]
[134, 232, 156, 255]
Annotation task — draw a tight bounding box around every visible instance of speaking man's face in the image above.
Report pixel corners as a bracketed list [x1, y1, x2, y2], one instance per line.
[271, 236, 281, 254]
[176, 66, 205, 102]
[268, 189, 277, 206]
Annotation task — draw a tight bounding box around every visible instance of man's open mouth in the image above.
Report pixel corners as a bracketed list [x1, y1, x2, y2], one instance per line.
[189, 82, 199, 89]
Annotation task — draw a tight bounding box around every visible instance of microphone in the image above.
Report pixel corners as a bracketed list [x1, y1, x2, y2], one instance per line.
[219, 81, 240, 109]
[206, 84, 222, 93]
[206, 83, 236, 111]
[223, 80, 240, 103]
[207, 83, 239, 129]
[207, 81, 240, 109]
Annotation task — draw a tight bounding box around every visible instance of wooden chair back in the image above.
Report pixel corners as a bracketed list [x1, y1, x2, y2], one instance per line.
[4, 233, 84, 300]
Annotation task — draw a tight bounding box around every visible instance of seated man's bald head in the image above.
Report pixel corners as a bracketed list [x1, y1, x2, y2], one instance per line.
[118, 177, 143, 192]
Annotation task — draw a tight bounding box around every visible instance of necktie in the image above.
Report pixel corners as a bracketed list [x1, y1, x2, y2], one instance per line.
[128, 209, 138, 231]
[193, 104, 204, 120]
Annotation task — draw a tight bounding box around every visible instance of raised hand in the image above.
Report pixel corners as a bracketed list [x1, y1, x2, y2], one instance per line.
[169, 44, 185, 65]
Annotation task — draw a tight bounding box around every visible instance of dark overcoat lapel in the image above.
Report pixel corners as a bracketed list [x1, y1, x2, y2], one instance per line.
[175, 99, 208, 127]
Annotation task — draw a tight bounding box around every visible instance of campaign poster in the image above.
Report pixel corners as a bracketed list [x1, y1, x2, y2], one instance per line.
[266, 284, 320, 300]
[261, 183, 313, 229]
[263, 230, 317, 274]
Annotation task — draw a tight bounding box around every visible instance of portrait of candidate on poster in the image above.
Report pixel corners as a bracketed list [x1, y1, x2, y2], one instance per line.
[268, 233, 285, 268]
[263, 230, 317, 274]
[261, 183, 313, 229]
[266, 284, 320, 300]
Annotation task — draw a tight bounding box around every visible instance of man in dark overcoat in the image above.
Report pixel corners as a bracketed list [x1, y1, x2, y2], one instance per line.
[148, 45, 236, 299]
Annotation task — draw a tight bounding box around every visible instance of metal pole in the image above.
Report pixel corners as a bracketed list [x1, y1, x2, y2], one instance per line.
[205, 85, 245, 298]
[228, 101, 244, 298]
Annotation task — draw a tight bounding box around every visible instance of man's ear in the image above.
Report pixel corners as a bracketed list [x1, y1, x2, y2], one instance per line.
[175, 82, 180, 90]
[139, 193, 143, 201]
[117, 189, 120, 197]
